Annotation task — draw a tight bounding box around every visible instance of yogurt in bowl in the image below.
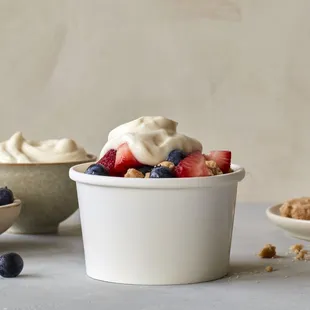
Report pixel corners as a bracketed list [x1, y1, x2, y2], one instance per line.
[70, 116, 245, 285]
[0, 132, 90, 163]
[0, 132, 96, 234]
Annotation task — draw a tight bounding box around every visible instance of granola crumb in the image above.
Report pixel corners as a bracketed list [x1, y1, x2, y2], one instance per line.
[295, 250, 308, 261]
[124, 168, 144, 178]
[258, 244, 277, 258]
[290, 244, 304, 254]
[145, 172, 150, 178]
[205, 160, 223, 175]
[157, 161, 175, 170]
[265, 266, 273, 272]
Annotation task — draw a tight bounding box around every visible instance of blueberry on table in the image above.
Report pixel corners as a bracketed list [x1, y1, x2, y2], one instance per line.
[0, 253, 24, 278]
[85, 164, 109, 176]
[166, 150, 186, 166]
[0, 187, 14, 206]
[137, 165, 153, 175]
[150, 166, 175, 178]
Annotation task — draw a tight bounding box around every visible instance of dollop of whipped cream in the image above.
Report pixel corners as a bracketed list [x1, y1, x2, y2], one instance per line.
[100, 116, 202, 166]
[0, 132, 89, 163]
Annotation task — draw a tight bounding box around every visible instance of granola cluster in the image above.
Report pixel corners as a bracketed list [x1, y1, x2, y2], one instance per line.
[205, 160, 223, 176]
[280, 197, 310, 220]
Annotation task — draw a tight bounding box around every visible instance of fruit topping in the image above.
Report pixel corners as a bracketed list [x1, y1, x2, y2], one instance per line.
[97, 149, 116, 172]
[205, 151, 231, 174]
[114, 143, 142, 174]
[85, 164, 109, 176]
[150, 166, 175, 178]
[175, 151, 211, 178]
[0, 187, 14, 206]
[166, 149, 186, 166]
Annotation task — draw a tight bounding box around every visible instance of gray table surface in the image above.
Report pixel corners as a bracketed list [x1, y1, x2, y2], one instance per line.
[0, 203, 309, 310]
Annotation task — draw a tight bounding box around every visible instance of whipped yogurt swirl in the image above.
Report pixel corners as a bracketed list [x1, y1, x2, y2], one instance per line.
[100, 116, 202, 166]
[0, 132, 89, 163]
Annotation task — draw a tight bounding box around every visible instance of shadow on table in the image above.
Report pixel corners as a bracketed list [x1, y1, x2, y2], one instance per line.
[0, 239, 55, 253]
[0, 225, 83, 254]
[58, 224, 82, 236]
[228, 261, 267, 275]
[17, 273, 44, 279]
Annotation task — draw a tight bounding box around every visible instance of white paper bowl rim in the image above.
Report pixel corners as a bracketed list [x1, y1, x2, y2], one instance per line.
[69, 163, 245, 189]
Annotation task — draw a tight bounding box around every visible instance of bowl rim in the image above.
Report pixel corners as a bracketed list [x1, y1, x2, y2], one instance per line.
[0, 199, 21, 210]
[69, 162, 246, 189]
[0, 154, 97, 166]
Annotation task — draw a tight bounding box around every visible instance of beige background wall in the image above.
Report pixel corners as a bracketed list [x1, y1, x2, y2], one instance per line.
[1, 0, 309, 203]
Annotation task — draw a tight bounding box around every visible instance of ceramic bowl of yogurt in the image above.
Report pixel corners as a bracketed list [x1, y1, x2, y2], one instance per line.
[70, 117, 246, 285]
[0, 132, 96, 234]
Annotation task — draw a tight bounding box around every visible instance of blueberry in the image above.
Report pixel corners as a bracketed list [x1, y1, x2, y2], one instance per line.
[0, 253, 24, 278]
[137, 165, 153, 175]
[166, 149, 186, 166]
[150, 166, 174, 178]
[0, 187, 14, 206]
[85, 164, 109, 176]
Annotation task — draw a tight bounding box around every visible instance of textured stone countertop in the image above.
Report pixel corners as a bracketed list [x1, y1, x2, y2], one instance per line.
[0, 204, 309, 310]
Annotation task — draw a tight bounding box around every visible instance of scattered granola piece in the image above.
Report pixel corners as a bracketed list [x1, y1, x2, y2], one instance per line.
[290, 244, 304, 254]
[145, 172, 150, 178]
[295, 250, 308, 261]
[157, 161, 175, 171]
[124, 168, 144, 178]
[258, 244, 276, 258]
[265, 266, 273, 272]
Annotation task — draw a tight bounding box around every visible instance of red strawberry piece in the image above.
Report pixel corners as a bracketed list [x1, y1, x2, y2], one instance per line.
[97, 149, 117, 172]
[114, 143, 142, 174]
[203, 154, 210, 160]
[207, 150, 231, 173]
[175, 151, 211, 178]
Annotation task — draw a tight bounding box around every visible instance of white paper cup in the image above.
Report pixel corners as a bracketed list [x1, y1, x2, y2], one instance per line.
[70, 163, 245, 285]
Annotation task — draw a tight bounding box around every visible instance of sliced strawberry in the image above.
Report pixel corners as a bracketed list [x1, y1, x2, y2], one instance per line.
[114, 143, 142, 174]
[97, 149, 117, 172]
[206, 150, 231, 173]
[175, 151, 211, 178]
[203, 154, 210, 160]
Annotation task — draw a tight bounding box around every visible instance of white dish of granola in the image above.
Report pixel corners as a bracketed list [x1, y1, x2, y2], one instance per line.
[266, 199, 310, 241]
